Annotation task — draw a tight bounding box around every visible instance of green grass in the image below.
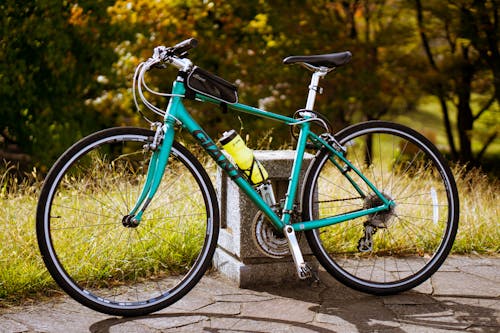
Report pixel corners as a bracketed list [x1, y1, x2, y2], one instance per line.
[451, 166, 500, 254]
[0, 157, 209, 307]
[1, 159, 498, 306]
[0, 174, 54, 305]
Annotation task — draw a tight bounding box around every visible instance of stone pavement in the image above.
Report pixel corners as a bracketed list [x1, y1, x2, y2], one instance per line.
[0, 256, 498, 333]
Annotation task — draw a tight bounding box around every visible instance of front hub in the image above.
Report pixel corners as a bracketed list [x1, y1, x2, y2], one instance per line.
[122, 214, 139, 228]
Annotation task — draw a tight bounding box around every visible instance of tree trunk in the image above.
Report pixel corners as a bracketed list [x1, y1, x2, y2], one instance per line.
[473, 0, 500, 104]
[437, 91, 458, 160]
[456, 46, 475, 164]
[415, 0, 458, 159]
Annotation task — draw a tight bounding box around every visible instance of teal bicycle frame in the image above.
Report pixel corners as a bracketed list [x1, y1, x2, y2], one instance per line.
[129, 76, 393, 232]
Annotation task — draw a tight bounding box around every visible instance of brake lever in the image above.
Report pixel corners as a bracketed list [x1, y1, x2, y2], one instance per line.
[178, 51, 189, 59]
[152, 46, 173, 62]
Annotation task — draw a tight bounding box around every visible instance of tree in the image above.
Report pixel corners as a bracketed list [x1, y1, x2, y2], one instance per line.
[0, 1, 128, 170]
[105, 0, 420, 141]
[415, 0, 500, 164]
[3, 0, 494, 172]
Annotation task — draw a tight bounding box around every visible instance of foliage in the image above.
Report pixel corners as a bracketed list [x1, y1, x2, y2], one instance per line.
[106, 0, 421, 137]
[0, 0, 498, 171]
[0, 0, 130, 170]
[414, 0, 500, 164]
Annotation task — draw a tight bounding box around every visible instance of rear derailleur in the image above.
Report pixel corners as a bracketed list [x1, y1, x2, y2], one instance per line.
[357, 222, 378, 252]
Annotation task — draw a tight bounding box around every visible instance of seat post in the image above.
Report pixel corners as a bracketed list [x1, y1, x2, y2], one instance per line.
[305, 67, 329, 110]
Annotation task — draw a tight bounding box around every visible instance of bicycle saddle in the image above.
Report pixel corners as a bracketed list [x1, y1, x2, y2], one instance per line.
[283, 51, 352, 68]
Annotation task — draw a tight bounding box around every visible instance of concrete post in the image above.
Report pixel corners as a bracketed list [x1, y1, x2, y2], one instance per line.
[213, 150, 317, 288]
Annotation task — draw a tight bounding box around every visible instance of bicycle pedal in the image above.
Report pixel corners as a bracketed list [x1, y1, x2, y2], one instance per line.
[304, 263, 321, 287]
[298, 263, 312, 279]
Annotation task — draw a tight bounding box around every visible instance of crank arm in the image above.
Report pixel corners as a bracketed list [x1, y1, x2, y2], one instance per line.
[284, 225, 311, 279]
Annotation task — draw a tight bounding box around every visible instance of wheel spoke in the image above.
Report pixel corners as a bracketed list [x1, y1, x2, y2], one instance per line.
[37, 129, 218, 316]
[303, 122, 458, 294]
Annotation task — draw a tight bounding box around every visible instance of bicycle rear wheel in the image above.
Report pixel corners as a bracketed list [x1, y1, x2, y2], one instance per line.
[36, 127, 219, 316]
[303, 121, 459, 295]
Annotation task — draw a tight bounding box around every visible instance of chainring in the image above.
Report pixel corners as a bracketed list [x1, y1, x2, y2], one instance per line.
[251, 211, 290, 258]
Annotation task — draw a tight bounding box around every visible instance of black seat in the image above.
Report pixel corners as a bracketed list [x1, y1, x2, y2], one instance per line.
[283, 51, 352, 68]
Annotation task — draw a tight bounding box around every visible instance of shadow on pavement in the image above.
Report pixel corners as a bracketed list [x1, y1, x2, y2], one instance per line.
[89, 271, 499, 332]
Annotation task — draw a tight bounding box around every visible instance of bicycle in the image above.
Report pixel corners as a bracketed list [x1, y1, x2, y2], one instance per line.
[36, 38, 459, 317]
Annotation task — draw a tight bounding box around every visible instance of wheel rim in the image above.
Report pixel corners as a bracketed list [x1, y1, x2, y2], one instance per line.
[41, 132, 215, 310]
[308, 125, 457, 289]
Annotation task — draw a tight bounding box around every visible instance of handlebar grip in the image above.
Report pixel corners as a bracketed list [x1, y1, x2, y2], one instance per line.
[172, 38, 198, 56]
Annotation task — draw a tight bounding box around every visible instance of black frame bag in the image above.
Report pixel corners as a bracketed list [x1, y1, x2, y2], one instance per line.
[185, 66, 238, 104]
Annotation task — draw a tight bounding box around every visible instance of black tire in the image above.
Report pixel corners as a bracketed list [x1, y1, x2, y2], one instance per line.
[303, 121, 459, 295]
[36, 127, 219, 316]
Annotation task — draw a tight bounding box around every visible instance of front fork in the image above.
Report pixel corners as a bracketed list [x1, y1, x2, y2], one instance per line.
[123, 121, 175, 227]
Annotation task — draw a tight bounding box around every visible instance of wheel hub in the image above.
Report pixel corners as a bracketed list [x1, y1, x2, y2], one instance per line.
[363, 193, 396, 228]
[122, 214, 139, 228]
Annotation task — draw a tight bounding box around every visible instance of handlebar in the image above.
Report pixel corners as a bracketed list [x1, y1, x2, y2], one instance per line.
[150, 38, 198, 72]
[171, 38, 198, 56]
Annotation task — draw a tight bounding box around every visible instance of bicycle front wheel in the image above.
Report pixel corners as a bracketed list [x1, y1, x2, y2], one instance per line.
[303, 121, 459, 295]
[36, 127, 219, 316]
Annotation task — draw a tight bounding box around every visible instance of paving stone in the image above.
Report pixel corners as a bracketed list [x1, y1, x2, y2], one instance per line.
[397, 322, 467, 333]
[382, 293, 437, 305]
[412, 278, 434, 294]
[162, 319, 212, 332]
[85, 316, 158, 333]
[214, 293, 276, 303]
[435, 296, 500, 311]
[431, 271, 500, 297]
[136, 314, 208, 330]
[5, 310, 103, 333]
[203, 316, 241, 332]
[314, 312, 364, 332]
[107, 320, 158, 333]
[0, 256, 498, 333]
[391, 306, 470, 326]
[459, 264, 500, 283]
[254, 281, 324, 304]
[241, 298, 316, 323]
[429, 296, 500, 330]
[195, 301, 241, 315]
[0, 317, 29, 333]
[314, 297, 402, 332]
[220, 317, 296, 333]
[165, 292, 214, 311]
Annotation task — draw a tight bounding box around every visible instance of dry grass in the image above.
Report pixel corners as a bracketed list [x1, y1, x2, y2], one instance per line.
[0, 161, 498, 305]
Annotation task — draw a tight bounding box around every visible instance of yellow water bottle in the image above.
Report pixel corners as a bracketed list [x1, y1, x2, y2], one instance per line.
[220, 130, 268, 185]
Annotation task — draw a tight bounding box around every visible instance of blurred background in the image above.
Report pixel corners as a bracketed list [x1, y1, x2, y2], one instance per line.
[1, 0, 499, 176]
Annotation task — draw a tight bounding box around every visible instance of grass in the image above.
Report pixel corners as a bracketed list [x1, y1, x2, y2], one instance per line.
[316, 162, 499, 256]
[451, 165, 500, 254]
[0, 170, 53, 305]
[0, 155, 208, 307]
[0, 151, 499, 306]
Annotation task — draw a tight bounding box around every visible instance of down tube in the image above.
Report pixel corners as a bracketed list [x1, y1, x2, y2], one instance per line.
[177, 105, 284, 230]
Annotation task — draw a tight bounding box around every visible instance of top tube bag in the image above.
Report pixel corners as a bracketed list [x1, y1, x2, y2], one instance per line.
[185, 66, 238, 104]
